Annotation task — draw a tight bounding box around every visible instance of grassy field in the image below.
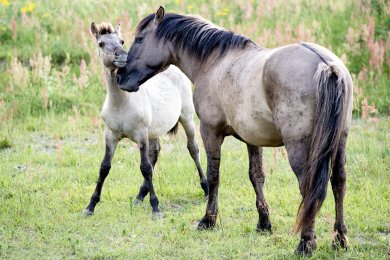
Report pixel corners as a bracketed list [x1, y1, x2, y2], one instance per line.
[0, 115, 389, 258]
[0, 0, 389, 258]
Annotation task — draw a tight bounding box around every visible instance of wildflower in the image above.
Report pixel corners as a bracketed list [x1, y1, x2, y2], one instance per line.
[216, 7, 230, 17]
[21, 2, 36, 14]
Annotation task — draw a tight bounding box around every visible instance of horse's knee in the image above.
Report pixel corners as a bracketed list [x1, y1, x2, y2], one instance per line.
[187, 140, 199, 156]
[250, 170, 265, 184]
[100, 163, 111, 172]
[207, 174, 219, 186]
[331, 170, 346, 185]
[140, 162, 153, 179]
[206, 157, 220, 180]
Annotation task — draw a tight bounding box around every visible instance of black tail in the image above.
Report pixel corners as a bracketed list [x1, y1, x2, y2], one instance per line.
[296, 62, 347, 232]
[168, 121, 179, 135]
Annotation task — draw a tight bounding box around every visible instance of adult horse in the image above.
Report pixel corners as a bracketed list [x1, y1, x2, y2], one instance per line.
[117, 7, 353, 255]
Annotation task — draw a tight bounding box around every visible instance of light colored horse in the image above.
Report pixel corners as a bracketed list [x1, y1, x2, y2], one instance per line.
[116, 7, 353, 255]
[84, 22, 208, 217]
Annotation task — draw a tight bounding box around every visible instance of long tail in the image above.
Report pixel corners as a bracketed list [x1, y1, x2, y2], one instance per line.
[296, 62, 347, 232]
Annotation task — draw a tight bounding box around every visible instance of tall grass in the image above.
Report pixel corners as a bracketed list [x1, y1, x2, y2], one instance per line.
[0, 0, 389, 126]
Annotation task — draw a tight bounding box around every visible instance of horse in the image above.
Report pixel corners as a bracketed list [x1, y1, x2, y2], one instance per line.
[116, 7, 353, 255]
[84, 22, 208, 217]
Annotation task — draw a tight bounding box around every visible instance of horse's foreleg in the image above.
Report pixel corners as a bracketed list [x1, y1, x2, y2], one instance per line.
[285, 139, 318, 256]
[197, 123, 224, 230]
[331, 137, 348, 250]
[135, 138, 160, 205]
[179, 117, 208, 197]
[138, 139, 161, 216]
[84, 129, 119, 216]
[247, 145, 272, 232]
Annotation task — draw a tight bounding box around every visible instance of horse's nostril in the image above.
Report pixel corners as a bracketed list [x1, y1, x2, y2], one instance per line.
[116, 75, 121, 83]
[115, 52, 120, 57]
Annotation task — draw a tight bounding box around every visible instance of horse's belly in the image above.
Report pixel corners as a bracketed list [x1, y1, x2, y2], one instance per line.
[231, 116, 283, 147]
[147, 94, 182, 138]
[148, 113, 179, 139]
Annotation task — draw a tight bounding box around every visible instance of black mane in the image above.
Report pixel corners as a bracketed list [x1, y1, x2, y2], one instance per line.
[137, 13, 253, 61]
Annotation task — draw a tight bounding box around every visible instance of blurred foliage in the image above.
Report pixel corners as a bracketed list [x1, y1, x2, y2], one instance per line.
[0, 0, 389, 123]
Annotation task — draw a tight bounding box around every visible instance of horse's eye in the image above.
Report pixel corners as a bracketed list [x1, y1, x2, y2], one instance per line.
[121, 40, 124, 45]
[135, 37, 144, 44]
[99, 42, 105, 48]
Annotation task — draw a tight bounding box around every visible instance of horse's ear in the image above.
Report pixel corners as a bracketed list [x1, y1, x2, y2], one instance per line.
[91, 22, 99, 39]
[115, 23, 121, 37]
[154, 6, 165, 24]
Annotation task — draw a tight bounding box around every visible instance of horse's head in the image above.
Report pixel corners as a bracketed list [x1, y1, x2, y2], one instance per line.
[91, 22, 127, 69]
[117, 6, 171, 92]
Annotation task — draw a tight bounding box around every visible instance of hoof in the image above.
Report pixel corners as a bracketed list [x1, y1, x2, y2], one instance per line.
[152, 210, 163, 219]
[295, 238, 317, 257]
[332, 231, 348, 250]
[197, 215, 216, 230]
[83, 208, 94, 217]
[256, 221, 272, 234]
[134, 198, 143, 206]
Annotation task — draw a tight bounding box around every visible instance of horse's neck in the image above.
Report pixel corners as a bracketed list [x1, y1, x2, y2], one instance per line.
[174, 46, 261, 85]
[172, 52, 199, 82]
[104, 68, 128, 104]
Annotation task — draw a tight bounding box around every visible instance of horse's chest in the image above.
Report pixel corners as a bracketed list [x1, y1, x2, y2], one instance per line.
[101, 107, 124, 132]
[100, 105, 142, 137]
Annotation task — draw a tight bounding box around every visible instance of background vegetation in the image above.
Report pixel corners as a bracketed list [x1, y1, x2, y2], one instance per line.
[0, 0, 389, 258]
[0, 0, 389, 122]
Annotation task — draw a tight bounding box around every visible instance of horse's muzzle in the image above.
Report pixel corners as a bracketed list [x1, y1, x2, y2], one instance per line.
[113, 54, 127, 68]
[118, 76, 140, 92]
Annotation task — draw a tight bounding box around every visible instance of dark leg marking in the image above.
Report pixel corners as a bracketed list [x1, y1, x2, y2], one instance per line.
[135, 138, 160, 204]
[197, 123, 224, 230]
[285, 139, 318, 256]
[180, 119, 208, 198]
[139, 140, 161, 215]
[331, 137, 348, 250]
[84, 131, 118, 216]
[247, 144, 272, 233]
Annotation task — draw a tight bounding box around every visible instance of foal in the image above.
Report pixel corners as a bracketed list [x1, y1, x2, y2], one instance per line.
[84, 22, 208, 216]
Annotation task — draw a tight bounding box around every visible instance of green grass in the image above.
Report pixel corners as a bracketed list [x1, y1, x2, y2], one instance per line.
[0, 115, 389, 258]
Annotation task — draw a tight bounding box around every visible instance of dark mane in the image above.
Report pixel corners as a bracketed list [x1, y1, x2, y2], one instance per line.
[137, 13, 253, 61]
[97, 23, 115, 35]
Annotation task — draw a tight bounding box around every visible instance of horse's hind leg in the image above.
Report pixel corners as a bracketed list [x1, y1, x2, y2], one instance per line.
[197, 123, 224, 229]
[135, 138, 160, 205]
[84, 129, 119, 216]
[138, 138, 161, 216]
[247, 145, 272, 232]
[285, 138, 318, 255]
[331, 136, 348, 249]
[179, 116, 208, 197]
